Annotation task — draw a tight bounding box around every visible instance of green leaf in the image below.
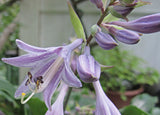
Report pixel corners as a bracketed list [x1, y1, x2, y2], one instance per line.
[103, 13, 119, 23]
[0, 78, 16, 97]
[27, 98, 47, 115]
[120, 105, 149, 115]
[102, 0, 110, 9]
[67, 1, 86, 42]
[131, 93, 158, 112]
[0, 91, 19, 108]
[135, 1, 151, 8]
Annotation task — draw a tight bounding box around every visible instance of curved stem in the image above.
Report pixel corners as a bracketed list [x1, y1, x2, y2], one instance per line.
[86, 8, 109, 45]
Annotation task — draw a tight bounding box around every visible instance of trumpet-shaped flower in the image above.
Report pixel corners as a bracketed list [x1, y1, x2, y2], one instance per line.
[45, 82, 68, 115]
[110, 13, 160, 33]
[77, 46, 100, 83]
[2, 39, 83, 110]
[93, 81, 121, 115]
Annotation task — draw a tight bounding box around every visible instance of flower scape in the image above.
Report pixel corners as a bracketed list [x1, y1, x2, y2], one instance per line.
[2, 0, 160, 114]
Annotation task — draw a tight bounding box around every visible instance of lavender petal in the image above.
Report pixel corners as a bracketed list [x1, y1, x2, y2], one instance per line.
[110, 13, 160, 33]
[45, 83, 68, 115]
[16, 39, 62, 53]
[62, 56, 82, 88]
[43, 65, 63, 110]
[108, 26, 140, 44]
[95, 31, 118, 50]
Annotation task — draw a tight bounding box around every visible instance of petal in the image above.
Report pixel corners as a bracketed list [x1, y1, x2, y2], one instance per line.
[62, 53, 82, 88]
[95, 32, 118, 50]
[14, 76, 36, 98]
[108, 26, 140, 44]
[15, 57, 55, 98]
[110, 13, 160, 33]
[43, 65, 64, 110]
[45, 83, 68, 115]
[93, 81, 121, 115]
[16, 39, 62, 53]
[77, 54, 100, 83]
[2, 50, 58, 67]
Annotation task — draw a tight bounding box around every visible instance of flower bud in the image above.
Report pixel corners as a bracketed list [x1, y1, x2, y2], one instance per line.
[77, 46, 100, 83]
[110, 13, 160, 33]
[107, 25, 140, 44]
[90, 0, 103, 9]
[109, 5, 134, 19]
[94, 27, 118, 50]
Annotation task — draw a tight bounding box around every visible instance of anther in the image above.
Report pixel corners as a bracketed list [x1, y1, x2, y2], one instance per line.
[25, 72, 33, 86]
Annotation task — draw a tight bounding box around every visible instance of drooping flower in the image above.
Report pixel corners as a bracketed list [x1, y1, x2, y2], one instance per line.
[106, 25, 140, 44]
[45, 82, 68, 115]
[93, 81, 121, 115]
[77, 46, 100, 83]
[2, 39, 83, 110]
[110, 13, 160, 33]
[90, 0, 103, 9]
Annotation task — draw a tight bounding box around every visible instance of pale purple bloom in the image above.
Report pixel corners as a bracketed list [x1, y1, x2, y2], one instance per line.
[107, 26, 140, 44]
[110, 13, 160, 33]
[90, 0, 103, 9]
[110, 5, 134, 18]
[95, 30, 118, 50]
[93, 81, 121, 115]
[77, 46, 100, 83]
[2, 39, 83, 110]
[45, 82, 68, 115]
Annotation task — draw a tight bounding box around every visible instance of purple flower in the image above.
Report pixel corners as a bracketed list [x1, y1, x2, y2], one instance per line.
[107, 25, 140, 44]
[110, 13, 160, 33]
[2, 39, 83, 110]
[90, 0, 103, 9]
[77, 46, 100, 83]
[93, 81, 121, 115]
[93, 27, 118, 50]
[45, 82, 68, 115]
[109, 5, 134, 19]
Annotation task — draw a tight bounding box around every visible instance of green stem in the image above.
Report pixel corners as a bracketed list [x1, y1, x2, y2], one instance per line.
[63, 87, 73, 112]
[86, 8, 109, 45]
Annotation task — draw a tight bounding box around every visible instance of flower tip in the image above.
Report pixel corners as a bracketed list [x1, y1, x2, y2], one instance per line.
[1, 58, 7, 63]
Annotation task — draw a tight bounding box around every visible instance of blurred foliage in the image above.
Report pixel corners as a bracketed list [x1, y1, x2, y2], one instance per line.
[0, 2, 19, 58]
[120, 93, 160, 115]
[91, 46, 160, 92]
[131, 93, 160, 115]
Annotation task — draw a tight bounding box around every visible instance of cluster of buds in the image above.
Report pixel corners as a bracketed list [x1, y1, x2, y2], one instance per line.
[91, 12, 160, 48]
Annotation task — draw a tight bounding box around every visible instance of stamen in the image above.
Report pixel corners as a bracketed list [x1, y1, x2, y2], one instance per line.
[21, 92, 35, 104]
[25, 72, 34, 86]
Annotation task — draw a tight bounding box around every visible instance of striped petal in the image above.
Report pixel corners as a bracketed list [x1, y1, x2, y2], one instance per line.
[2, 52, 57, 67]
[93, 81, 121, 115]
[16, 39, 62, 53]
[45, 83, 68, 115]
[43, 65, 64, 110]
